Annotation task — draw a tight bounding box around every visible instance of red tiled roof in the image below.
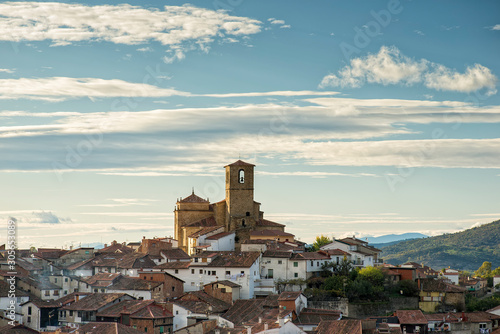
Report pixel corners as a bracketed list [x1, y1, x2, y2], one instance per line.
[256, 219, 285, 227]
[78, 322, 147, 334]
[206, 232, 234, 240]
[160, 248, 191, 260]
[201, 251, 261, 268]
[179, 192, 209, 203]
[278, 291, 302, 301]
[225, 160, 255, 167]
[96, 299, 155, 317]
[62, 293, 129, 311]
[319, 249, 350, 256]
[292, 252, 330, 260]
[250, 230, 294, 237]
[316, 320, 362, 334]
[131, 304, 173, 319]
[154, 261, 191, 269]
[395, 310, 427, 324]
[188, 226, 223, 238]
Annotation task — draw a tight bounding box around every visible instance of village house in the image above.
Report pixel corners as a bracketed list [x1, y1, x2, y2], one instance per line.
[0, 280, 29, 324]
[261, 250, 330, 282]
[320, 237, 382, 268]
[138, 271, 185, 299]
[418, 278, 466, 312]
[20, 298, 60, 331]
[17, 276, 62, 301]
[106, 276, 164, 301]
[394, 310, 428, 334]
[59, 293, 134, 328]
[96, 299, 174, 334]
[203, 280, 241, 304]
[293, 308, 342, 332]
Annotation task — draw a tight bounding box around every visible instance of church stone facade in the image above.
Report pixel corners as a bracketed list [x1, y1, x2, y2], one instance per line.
[174, 160, 286, 252]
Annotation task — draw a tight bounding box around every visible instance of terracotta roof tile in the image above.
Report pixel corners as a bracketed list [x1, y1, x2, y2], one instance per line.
[250, 230, 294, 237]
[78, 322, 147, 334]
[206, 232, 234, 240]
[188, 226, 224, 238]
[109, 276, 163, 291]
[278, 291, 302, 301]
[395, 310, 427, 324]
[255, 219, 285, 227]
[179, 193, 209, 203]
[201, 251, 260, 268]
[96, 299, 155, 317]
[316, 319, 362, 334]
[131, 304, 173, 319]
[160, 249, 191, 260]
[225, 160, 255, 167]
[62, 293, 129, 311]
[154, 261, 191, 269]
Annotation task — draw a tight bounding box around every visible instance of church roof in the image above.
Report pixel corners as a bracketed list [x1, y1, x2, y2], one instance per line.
[224, 160, 255, 167]
[185, 216, 217, 228]
[256, 219, 285, 227]
[179, 192, 209, 203]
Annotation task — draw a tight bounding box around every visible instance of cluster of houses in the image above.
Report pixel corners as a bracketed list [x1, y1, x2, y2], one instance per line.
[0, 235, 499, 334]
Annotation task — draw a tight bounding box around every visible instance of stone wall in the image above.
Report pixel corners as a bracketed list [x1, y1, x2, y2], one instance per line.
[308, 297, 418, 318]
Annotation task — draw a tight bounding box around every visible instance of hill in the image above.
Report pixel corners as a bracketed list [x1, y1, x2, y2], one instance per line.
[381, 219, 500, 271]
[367, 233, 428, 244]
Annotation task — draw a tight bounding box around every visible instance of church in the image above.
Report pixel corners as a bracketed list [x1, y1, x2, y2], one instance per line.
[174, 160, 290, 253]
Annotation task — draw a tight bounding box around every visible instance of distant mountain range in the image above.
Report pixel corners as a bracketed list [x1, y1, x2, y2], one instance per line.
[367, 233, 428, 247]
[380, 219, 500, 271]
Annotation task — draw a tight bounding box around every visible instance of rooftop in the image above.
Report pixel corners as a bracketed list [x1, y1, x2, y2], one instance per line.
[395, 310, 428, 324]
[62, 293, 129, 311]
[316, 319, 362, 334]
[78, 322, 148, 334]
[225, 160, 255, 167]
[179, 192, 209, 203]
[96, 299, 154, 317]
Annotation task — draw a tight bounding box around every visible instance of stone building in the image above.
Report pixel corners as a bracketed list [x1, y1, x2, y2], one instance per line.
[174, 160, 287, 252]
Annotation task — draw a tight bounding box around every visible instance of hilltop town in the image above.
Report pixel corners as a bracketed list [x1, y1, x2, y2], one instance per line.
[1, 161, 500, 334]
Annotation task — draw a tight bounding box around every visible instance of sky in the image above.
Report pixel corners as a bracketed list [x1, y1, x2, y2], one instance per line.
[1, 0, 499, 249]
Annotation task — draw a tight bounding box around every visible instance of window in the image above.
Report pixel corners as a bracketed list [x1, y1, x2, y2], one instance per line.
[28, 307, 32, 315]
[317, 262, 320, 267]
[238, 169, 245, 183]
[150, 277, 153, 280]
[191, 269, 195, 274]
[293, 262, 298, 267]
[194, 258, 199, 263]
[54, 290, 59, 296]
[199, 269, 203, 274]
[176, 310, 179, 315]
[212, 271, 216, 275]
[145, 327, 148, 333]
[64, 290, 68, 295]
[172, 286, 175, 291]
[226, 271, 231, 275]
[175, 269, 179, 274]
[78, 311, 82, 318]
[65, 278, 68, 282]
[70, 311, 73, 316]
[310, 261, 313, 266]
[191, 282, 195, 286]
[221, 288, 226, 293]
[294, 273, 298, 278]
[101, 289, 105, 293]
[278, 260, 282, 264]
[246, 212, 250, 216]
[85, 251, 89, 254]
[27, 317, 31, 323]
[242, 219, 246, 227]
[45, 290, 50, 296]
[55, 278, 58, 283]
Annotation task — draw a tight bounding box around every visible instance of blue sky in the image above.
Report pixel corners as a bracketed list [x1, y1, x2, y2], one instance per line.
[1, 0, 499, 248]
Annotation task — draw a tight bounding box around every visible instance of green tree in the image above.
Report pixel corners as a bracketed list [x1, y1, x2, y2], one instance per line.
[475, 261, 492, 278]
[491, 266, 500, 276]
[311, 235, 333, 251]
[358, 266, 385, 287]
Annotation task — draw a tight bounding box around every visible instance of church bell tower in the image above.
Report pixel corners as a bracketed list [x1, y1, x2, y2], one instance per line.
[224, 160, 256, 228]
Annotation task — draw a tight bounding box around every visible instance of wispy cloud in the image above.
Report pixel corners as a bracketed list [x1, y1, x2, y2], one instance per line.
[268, 17, 290, 29]
[490, 24, 500, 31]
[320, 46, 497, 95]
[0, 68, 14, 73]
[0, 77, 190, 101]
[0, 2, 261, 61]
[79, 198, 159, 207]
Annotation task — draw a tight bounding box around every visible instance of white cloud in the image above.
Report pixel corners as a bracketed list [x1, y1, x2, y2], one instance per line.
[0, 77, 190, 100]
[0, 68, 14, 73]
[491, 24, 500, 31]
[320, 46, 497, 95]
[280, 25, 291, 29]
[0, 2, 261, 58]
[268, 18, 290, 29]
[31, 211, 71, 224]
[201, 90, 340, 97]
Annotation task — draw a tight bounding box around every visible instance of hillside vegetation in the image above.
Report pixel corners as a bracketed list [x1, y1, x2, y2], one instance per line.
[381, 220, 500, 271]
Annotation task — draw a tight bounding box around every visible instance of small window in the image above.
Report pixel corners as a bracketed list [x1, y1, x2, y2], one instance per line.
[278, 260, 282, 265]
[294, 273, 298, 278]
[175, 269, 179, 274]
[317, 262, 320, 266]
[238, 169, 245, 183]
[85, 250, 89, 254]
[65, 278, 68, 282]
[191, 282, 195, 286]
[293, 262, 298, 267]
[55, 278, 58, 283]
[242, 219, 246, 227]
[199, 269, 203, 274]
[191, 269, 195, 274]
[176, 310, 179, 315]
[221, 288, 226, 293]
[172, 286, 175, 291]
[226, 271, 230, 275]
[310, 261, 313, 266]
[212, 271, 216, 275]
[27, 316, 31, 323]
[241, 271, 244, 274]
[70, 311, 73, 316]
[246, 212, 250, 216]
[28, 307, 32, 315]
[45, 291, 50, 296]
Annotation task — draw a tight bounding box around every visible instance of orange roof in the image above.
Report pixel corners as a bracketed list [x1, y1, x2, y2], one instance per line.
[179, 192, 209, 203]
[224, 160, 255, 167]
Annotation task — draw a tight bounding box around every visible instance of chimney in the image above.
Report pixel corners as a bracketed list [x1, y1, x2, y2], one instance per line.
[215, 330, 220, 334]
[247, 327, 251, 334]
[104, 244, 107, 248]
[258, 317, 262, 323]
[279, 317, 284, 327]
[264, 323, 268, 330]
